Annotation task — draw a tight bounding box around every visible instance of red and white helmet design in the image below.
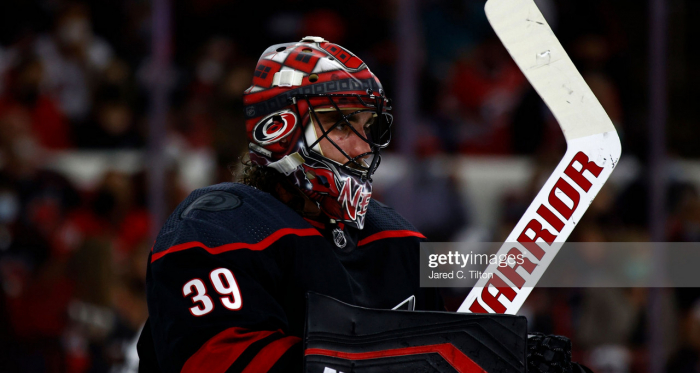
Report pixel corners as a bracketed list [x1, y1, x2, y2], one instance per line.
[243, 36, 392, 229]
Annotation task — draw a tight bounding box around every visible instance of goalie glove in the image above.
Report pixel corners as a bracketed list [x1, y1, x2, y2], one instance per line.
[527, 333, 594, 373]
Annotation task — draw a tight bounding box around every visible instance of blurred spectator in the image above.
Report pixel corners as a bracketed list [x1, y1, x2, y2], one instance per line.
[34, 3, 114, 123]
[64, 171, 150, 260]
[587, 345, 632, 373]
[0, 56, 71, 150]
[668, 183, 700, 242]
[0, 112, 79, 371]
[299, 9, 347, 45]
[212, 64, 251, 182]
[666, 299, 700, 373]
[444, 36, 527, 154]
[421, 0, 490, 78]
[76, 100, 142, 149]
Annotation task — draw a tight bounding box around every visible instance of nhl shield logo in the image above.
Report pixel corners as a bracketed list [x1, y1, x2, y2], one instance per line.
[246, 106, 256, 117]
[253, 110, 298, 145]
[332, 227, 347, 249]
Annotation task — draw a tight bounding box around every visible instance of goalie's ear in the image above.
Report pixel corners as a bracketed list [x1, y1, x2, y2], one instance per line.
[304, 292, 528, 372]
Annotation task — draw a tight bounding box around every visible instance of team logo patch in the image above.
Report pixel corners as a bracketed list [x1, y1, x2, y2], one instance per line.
[180, 191, 241, 218]
[253, 110, 298, 145]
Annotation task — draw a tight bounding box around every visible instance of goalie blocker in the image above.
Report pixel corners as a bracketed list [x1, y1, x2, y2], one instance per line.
[304, 293, 528, 373]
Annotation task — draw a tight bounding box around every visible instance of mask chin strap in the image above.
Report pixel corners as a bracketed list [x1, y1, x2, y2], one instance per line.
[269, 152, 305, 175]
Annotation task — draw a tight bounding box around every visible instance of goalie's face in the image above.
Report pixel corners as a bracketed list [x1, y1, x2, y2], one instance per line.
[299, 94, 392, 182]
[292, 96, 392, 229]
[312, 109, 374, 169]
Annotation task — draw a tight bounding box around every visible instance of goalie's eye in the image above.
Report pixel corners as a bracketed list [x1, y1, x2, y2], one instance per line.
[343, 111, 374, 128]
[315, 109, 376, 139]
[333, 122, 347, 131]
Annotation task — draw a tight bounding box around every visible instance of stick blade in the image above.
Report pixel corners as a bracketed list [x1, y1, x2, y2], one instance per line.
[457, 0, 621, 315]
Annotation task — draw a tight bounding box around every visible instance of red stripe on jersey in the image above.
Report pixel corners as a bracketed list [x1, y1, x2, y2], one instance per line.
[305, 343, 486, 373]
[357, 230, 426, 246]
[303, 218, 326, 230]
[242, 336, 301, 373]
[181, 328, 276, 373]
[151, 227, 322, 262]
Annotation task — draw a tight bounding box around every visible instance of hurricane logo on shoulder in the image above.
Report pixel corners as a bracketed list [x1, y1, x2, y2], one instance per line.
[253, 110, 298, 145]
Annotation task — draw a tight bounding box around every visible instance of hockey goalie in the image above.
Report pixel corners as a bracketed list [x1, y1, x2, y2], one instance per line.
[137, 1, 618, 372]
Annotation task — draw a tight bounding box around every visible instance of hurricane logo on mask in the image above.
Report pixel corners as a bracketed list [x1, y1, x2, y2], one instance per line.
[253, 110, 298, 145]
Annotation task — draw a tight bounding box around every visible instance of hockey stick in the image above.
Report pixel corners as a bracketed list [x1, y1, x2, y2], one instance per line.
[457, 0, 621, 314]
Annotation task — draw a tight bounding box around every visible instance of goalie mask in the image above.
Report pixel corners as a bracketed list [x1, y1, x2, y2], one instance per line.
[243, 36, 392, 229]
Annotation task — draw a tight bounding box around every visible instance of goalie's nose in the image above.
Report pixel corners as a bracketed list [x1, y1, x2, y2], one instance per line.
[344, 130, 372, 163]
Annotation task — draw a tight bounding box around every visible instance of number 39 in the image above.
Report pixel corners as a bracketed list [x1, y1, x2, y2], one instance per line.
[182, 268, 242, 316]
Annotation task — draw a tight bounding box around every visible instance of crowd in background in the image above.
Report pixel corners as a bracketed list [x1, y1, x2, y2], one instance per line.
[0, 0, 699, 372]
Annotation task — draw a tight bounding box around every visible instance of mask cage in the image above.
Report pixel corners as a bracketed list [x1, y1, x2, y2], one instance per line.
[293, 92, 393, 181]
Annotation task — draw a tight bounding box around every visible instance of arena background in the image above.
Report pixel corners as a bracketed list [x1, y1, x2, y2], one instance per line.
[0, 0, 698, 372]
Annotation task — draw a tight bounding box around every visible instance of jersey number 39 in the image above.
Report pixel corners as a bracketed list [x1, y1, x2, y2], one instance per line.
[182, 268, 242, 316]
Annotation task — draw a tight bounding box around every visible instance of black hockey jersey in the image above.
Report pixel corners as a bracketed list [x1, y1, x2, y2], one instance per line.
[141, 182, 442, 372]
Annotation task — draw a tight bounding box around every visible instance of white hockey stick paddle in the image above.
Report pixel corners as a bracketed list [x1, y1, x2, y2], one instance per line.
[457, 0, 621, 314]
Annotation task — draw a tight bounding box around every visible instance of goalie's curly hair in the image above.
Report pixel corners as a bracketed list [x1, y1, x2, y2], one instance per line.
[237, 159, 284, 194]
[236, 158, 307, 214]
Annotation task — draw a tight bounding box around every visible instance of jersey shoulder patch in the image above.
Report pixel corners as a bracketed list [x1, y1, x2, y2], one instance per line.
[180, 190, 242, 218]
